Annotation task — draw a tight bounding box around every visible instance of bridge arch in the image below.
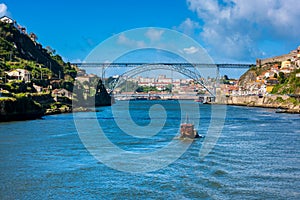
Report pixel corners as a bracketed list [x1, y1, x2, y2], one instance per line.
[109, 63, 216, 97]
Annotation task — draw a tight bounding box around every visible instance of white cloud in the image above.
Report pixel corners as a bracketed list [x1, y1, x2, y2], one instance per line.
[176, 18, 200, 36]
[0, 3, 8, 17]
[186, 0, 300, 61]
[145, 28, 164, 42]
[183, 46, 199, 54]
[117, 33, 145, 48]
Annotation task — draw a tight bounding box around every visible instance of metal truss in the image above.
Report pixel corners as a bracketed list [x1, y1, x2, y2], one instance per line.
[73, 62, 254, 97]
[109, 63, 216, 97]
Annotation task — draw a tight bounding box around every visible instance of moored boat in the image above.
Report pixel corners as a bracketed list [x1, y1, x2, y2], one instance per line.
[194, 97, 204, 103]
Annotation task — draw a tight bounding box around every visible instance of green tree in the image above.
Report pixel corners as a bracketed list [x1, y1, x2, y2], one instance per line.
[278, 72, 285, 84]
[135, 86, 158, 93]
[164, 84, 173, 92]
[45, 46, 55, 56]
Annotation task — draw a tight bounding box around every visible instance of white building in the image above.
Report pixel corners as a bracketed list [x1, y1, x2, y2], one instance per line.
[0, 16, 14, 24]
[6, 69, 31, 82]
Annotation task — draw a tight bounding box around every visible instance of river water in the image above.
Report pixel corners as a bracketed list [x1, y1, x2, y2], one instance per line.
[0, 100, 299, 199]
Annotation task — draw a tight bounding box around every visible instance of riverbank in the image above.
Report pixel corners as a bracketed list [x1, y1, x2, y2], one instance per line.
[0, 96, 44, 122]
[1, 94, 299, 122]
[0, 101, 96, 122]
[215, 95, 300, 114]
[0, 93, 98, 122]
[45, 106, 95, 116]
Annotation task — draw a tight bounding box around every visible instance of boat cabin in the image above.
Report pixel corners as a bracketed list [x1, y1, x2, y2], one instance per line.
[180, 123, 199, 139]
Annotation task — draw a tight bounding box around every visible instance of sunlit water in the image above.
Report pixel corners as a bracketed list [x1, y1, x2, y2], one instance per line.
[0, 101, 299, 199]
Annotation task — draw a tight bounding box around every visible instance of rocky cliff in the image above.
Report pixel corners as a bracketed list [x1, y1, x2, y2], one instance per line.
[238, 70, 257, 89]
[95, 79, 112, 106]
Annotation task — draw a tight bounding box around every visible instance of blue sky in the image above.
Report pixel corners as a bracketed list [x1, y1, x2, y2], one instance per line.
[1, 0, 299, 64]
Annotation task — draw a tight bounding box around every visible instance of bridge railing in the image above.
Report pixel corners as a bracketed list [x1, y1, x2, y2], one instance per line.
[72, 62, 254, 69]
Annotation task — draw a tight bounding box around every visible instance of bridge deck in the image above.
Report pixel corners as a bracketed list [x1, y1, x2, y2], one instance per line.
[72, 63, 254, 68]
[113, 93, 212, 97]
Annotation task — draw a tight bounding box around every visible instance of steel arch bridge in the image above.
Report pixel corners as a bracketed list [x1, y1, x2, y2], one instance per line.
[72, 62, 254, 69]
[72, 62, 254, 98]
[109, 63, 216, 97]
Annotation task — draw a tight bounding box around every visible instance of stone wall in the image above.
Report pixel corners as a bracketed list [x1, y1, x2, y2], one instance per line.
[217, 95, 300, 113]
[257, 52, 296, 66]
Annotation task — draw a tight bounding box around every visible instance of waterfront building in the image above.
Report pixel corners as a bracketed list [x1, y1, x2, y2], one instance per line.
[52, 88, 73, 100]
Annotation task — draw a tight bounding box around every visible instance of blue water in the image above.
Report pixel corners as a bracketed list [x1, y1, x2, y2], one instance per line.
[0, 101, 299, 199]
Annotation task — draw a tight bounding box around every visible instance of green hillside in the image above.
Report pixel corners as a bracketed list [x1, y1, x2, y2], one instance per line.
[0, 21, 77, 82]
[272, 68, 300, 94]
[0, 19, 111, 121]
[239, 62, 300, 95]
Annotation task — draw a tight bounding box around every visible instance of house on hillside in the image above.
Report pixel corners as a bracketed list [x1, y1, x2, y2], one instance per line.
[296, 52, 300, 68]
[270, 64, 280, 74]
[33, 84, 43, 93]
[6, 69, 31, 82]
[49, 80, 62, 90]
[264, 78, 279, 93]
[75, 76, 91, 84]
[77, 69, 87, 77]
[75, 74, 98, 84]
[281, 60, 292, 69]
[0, 16, 14, 24]
[280, 60, 295, 74]
[222, 84, 239, 96]
[52, 89, 73, 100]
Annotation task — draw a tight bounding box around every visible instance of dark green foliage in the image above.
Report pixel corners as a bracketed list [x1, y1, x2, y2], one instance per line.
[136, 86, 158, 93]
[2, 81, 35, 93]
[0, 94, 44, 121]
[0, 21, 77, 82]
[271, 69, 300, 94]
[164, 84, 172, 92]
[0, 20, 111, 120]
[32, 79, 50, 87]
[0, 22, 62, 76]
[62, 81, 74, 92]
[51, 54, 64, 66]
[278, 72, 285, 84]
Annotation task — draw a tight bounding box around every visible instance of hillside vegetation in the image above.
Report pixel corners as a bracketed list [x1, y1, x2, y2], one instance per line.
[239, 63, 300, 95]
[0, 21, 77, 82]
[0, 20, 111, 121]
[271, 68, 300, 94]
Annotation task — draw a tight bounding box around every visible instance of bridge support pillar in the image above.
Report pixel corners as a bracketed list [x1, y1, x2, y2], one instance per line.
[101, 64, 105, 85]
[215, 87, 227, 104]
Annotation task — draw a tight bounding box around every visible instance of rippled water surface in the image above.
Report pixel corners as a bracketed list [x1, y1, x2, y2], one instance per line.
[0, 101, 299, 199]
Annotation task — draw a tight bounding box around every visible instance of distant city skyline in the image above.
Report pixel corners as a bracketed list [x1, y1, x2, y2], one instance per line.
[1, 0, 299, 64]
